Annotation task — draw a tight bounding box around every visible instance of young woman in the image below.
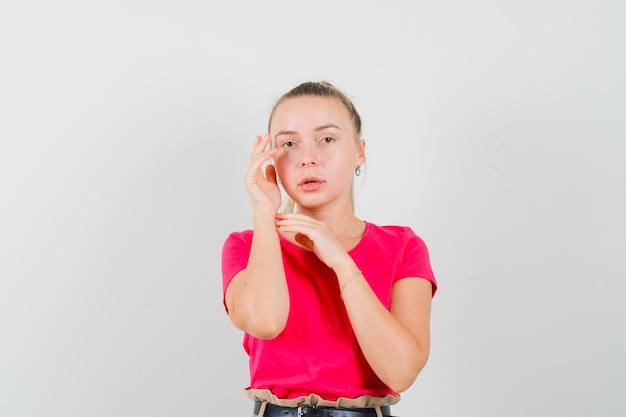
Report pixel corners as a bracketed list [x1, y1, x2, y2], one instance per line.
[221, 81, 437, 417]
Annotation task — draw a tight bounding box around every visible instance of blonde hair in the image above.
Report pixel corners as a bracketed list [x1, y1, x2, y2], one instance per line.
[269, 81, 364, 213]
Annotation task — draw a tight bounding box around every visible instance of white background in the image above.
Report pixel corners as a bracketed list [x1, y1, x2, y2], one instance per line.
[1, 1, 625, 416]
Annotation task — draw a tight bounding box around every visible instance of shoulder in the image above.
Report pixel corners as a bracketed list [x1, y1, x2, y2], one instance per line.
[365, 222, 436, 295]
[222, 229, 254, 252]
[361, 222, 431, 268]
[365, 222, 426, 246]
[224, 229, 253, 242]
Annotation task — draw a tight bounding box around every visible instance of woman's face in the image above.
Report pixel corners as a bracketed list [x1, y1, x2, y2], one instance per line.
[269, 95, 365, 211]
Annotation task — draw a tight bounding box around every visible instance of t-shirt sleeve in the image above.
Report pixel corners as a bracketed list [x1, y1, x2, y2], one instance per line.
[221, 231, 253, 307]
[396, 228, 438, 296]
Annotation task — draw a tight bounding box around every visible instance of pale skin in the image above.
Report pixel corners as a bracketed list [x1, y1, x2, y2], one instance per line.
[225, 95, 433, 393]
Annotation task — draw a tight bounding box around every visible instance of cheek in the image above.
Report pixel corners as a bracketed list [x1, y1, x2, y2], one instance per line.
[274, 149, 297, 168]
[272, 152, 290, 176]
[327, 152, 354, 172]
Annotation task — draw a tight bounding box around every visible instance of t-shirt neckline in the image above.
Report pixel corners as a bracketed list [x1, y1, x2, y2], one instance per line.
[277, 220, 370, 255]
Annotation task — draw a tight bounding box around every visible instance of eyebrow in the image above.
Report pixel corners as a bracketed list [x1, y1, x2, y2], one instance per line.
[275, 124, 341, 138]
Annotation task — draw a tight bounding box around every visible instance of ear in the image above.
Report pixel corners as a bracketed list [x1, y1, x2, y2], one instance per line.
[355, 139, 366, 167]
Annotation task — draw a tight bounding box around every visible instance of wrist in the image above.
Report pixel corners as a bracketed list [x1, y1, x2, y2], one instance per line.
[252, 209, 277, 226]
[332, 255, 359, 281]
[339, 270, 362, 299]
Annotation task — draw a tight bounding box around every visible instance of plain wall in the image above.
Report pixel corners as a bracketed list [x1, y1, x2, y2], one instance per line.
[1, 1, 625, 416]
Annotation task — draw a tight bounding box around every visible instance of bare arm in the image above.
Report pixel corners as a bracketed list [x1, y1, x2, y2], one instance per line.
[225, 211, 289, 339]
[225, 135, 289, 339]
[337, 262, 433, 393]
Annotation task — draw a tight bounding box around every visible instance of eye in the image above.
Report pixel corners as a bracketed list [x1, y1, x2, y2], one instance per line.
[281, 141, 296, 148]
[321, 137, 335, 144]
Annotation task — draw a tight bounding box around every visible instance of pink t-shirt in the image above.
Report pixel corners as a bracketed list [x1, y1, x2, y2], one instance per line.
[221, 221, 437, 401]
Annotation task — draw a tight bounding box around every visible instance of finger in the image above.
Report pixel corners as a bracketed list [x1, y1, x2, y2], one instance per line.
[275, 217, 326, 235]
[275, 213, 317, 222]
[275, 218, 326, 238]
[249, 135, 262, 157]
[249, 134, 271, 160]
[246, 147, 276, 179]
[264, 133, 272, 149]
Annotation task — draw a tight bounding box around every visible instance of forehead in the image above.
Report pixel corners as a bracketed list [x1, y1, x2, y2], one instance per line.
[270, 96, 352, 133]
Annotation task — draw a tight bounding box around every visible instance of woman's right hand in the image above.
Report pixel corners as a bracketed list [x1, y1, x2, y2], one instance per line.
[244, 134, 281, 213]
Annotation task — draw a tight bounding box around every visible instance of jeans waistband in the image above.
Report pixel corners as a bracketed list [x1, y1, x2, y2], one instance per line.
[254, 402, 393, 417]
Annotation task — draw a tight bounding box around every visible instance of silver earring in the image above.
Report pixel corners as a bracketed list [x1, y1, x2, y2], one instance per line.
[355, 166, 362, 176]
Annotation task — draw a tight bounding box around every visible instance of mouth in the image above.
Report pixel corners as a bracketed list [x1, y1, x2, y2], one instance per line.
[298, 177, 325, 191]
[298, 177, 324, 186]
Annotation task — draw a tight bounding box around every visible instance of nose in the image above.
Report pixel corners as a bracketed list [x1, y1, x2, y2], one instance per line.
[301, 156, 317, 167]
[299, 142, 318, 167]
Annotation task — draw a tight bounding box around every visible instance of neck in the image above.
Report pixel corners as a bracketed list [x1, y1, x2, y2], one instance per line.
[297, 201, 364, 239]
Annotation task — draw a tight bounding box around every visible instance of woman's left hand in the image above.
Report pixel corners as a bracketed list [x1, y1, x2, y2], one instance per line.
[274, 213, 350, 269]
